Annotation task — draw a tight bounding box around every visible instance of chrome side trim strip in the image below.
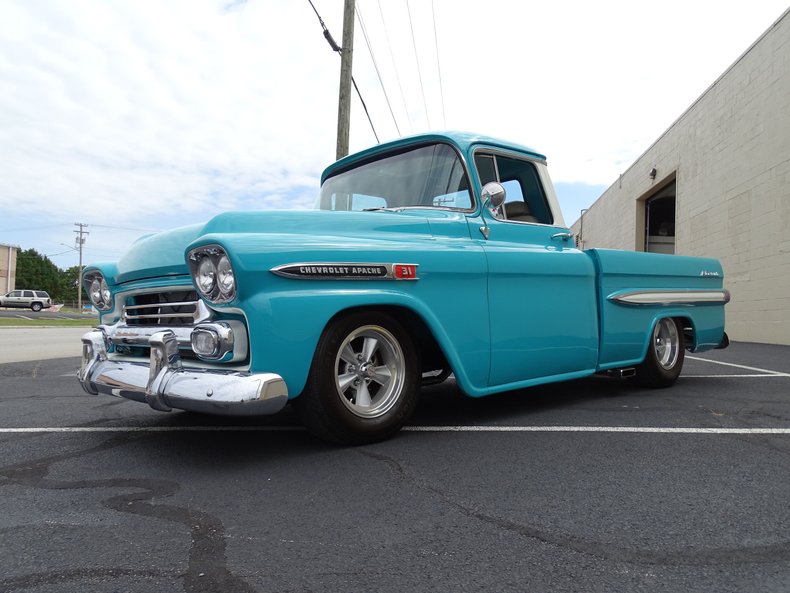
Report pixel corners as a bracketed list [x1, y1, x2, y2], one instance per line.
[608, 289, 731, 306]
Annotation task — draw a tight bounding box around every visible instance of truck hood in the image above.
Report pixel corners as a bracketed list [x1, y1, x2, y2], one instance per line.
[114, 209, 445, 284]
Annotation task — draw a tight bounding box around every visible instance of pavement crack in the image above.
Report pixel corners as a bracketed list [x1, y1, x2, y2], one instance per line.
[0, 568, 176, 591]
[0, 435, 257, 593]
[357, 448, 790, 568]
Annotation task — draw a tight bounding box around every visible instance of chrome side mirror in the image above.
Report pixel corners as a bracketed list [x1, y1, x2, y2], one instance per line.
[479, 182, 506, 240]
[481, 182, 506, 209]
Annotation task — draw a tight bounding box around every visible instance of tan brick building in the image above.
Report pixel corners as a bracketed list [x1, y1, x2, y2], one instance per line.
[571, 8, 790, 345]
[1, 243, 17, 294]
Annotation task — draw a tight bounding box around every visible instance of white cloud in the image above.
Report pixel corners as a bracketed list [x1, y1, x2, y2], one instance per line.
[0, 0, 787, 267]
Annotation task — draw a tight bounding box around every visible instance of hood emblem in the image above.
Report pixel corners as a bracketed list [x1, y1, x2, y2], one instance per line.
[271, 262, 418, 281]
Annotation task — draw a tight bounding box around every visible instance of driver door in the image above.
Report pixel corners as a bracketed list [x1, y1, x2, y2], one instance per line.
[475, 151, 599, 387]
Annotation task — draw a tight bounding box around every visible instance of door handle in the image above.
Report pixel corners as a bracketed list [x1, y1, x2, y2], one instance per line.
[551, 232, 574, 241]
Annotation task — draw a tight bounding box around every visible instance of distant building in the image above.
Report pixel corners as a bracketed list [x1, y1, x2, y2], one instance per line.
[572, 9, 790, 346]
[1, 243, 18, 293]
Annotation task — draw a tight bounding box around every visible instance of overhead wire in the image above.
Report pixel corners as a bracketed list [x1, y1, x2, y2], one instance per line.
[406, 0, 431, 128]
[355, 2, 401, 136]
[377, 0, 413, 134]
[306, 0, 380, 143]
[431, 0, 447, 128]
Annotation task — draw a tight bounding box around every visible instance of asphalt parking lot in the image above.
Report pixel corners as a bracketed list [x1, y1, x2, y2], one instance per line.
[1, 340, 789, 592]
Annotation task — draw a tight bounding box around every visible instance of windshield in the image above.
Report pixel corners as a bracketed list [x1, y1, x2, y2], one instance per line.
[316, 143, 473, 211]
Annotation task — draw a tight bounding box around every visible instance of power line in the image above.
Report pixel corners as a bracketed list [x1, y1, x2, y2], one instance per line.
[90, 224, 162, 232]
[306, 0, 342, 51]
[45, 249, 77, 258]
[0, 223, 71, 232]
[351, 78, 380, 143]
[355, 2, 401, 137]
[377, 0, 413, 134]
[406, 0, 431, 128]
[431, 0, 447, 128]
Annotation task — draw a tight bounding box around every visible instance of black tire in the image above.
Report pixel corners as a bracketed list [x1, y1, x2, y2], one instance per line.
[31, 302, 43, 312]
[630, 317, 685, 388]
[293, 311, 419, 445]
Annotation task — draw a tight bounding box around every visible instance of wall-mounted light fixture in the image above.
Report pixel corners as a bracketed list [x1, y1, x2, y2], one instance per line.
[649, 167, 657, 180]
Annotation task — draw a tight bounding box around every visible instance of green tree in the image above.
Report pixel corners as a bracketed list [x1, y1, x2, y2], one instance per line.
[58, 265, 83, 305]
[13, 250, 86, 304]
[15, 248, 61, 297]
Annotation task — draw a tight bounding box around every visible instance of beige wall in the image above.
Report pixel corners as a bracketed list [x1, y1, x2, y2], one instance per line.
[1, 244, 17, 293]
[572, 9, 790, 345]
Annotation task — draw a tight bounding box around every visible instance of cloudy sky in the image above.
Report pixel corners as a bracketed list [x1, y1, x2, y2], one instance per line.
[1, 0, 787, 270]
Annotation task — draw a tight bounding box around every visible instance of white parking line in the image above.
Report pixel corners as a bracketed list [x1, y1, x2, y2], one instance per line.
[686, 356, 790, 377]
[403, 426, 790, 434]
[684, 374, 789, 378]
[1, 426, 789, 435]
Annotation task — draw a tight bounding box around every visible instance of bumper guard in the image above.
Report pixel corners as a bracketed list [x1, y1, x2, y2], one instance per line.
[78, 329, 288, 416]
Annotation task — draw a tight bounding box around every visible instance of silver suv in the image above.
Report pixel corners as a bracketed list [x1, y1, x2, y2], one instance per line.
[0, 290, 52, 312]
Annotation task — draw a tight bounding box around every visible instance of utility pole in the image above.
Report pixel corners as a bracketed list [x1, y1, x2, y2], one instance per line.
[336, 0, 355, 160]
[74, 222, 89, 310]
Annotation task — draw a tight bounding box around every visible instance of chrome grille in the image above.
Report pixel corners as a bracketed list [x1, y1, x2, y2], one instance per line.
[123, 291, 200, 326]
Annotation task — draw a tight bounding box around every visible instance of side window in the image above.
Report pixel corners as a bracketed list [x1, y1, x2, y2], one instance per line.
[474, 152, 553, 225]
[22, 291, 34, 298]
[10, 291, 22, 297]
[474, 154, 497, 185]
[327, 193, 388, 211]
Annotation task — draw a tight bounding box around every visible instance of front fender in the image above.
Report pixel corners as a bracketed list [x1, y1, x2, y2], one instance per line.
[244, 286, 490, 399]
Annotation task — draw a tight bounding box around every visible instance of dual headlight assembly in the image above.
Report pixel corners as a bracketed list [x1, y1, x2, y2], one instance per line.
[83, 270, 112, 311]
[187, 245, 236, 304]
[82, 245, 236, 313]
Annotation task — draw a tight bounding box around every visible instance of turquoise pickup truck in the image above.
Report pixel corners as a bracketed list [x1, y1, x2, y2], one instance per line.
[78, 132, 729, 443]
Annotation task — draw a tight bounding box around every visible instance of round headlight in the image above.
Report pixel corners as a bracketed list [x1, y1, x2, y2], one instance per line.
[90, 279, 102, 305]
[196, 257, 216, 295]
[100, 279, 110, 305]
[216, 255, 235, 297]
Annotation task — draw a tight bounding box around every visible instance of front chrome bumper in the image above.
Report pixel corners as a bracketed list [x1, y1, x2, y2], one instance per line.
[78, 329, 288, 416]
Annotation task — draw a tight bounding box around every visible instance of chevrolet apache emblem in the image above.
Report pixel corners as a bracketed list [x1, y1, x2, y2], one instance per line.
[270, 262, 419, 280]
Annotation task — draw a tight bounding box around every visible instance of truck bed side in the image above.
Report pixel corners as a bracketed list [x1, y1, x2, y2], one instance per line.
[588, 248, 728, 370]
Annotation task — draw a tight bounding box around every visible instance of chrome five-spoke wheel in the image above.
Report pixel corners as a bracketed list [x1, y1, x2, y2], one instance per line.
[335, 325, 405, 419]
[294, 311, 419, 444]
[654, 317, 681, 370]
[631, 317, 685, 388]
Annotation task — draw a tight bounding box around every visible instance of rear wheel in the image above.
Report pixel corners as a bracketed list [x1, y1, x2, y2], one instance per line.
[31, 302, 43, 312]
[294, 311, 419, 445]
[631, 317, 685, 388]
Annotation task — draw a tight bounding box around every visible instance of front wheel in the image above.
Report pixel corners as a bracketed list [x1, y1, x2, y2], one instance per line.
[630, 317, 685, 388]
[293, 311, 419, 445]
